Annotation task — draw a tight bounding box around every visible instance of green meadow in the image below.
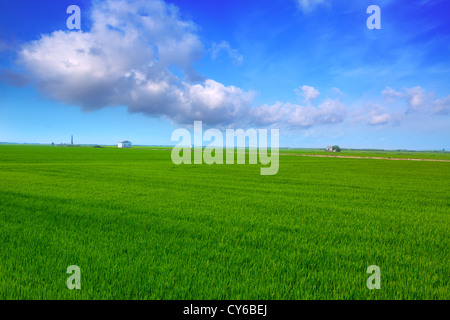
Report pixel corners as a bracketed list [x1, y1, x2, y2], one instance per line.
[0, 145, 448, 299]
[280, 148, 450, 160]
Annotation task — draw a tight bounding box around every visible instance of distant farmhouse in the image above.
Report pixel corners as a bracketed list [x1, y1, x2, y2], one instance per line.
[326, 145, 341, 152]
[118, 141, 132, 148]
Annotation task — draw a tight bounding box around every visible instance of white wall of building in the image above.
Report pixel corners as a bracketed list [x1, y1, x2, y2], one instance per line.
[118, 141, 132, 148]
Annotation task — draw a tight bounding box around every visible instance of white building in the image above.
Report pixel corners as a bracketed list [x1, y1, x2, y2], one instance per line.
[118, 141, 132, 148]
[326, 145, 340, 152]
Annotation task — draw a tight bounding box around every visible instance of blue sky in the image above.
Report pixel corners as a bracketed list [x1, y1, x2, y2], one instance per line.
[0, 0, 449, 149]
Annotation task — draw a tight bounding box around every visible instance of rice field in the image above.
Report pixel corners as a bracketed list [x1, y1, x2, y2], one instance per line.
[0, 145, 448, 299]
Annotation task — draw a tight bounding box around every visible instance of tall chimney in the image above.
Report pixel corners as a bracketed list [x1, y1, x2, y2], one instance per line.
[71, 135, 73, 145]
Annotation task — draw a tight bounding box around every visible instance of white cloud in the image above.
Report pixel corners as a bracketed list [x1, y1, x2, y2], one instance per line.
[381, 86, 449, 116]
[382, 86, 403, 103]
[211, 41, 243, 66]
[250, 98, 346, 128]
[405, 86, 427, 112]
[174, 79, 255, 124]
[14, 0, 446, 131]
[295, 85, 320, 102]
[381, 86, 427, 113]
[432, 96, 450, 115]
[14, 0, 348, 129]
[368, 113, 391, 125]
[249, 102, 291, 126]
[16, 0, 254, 125]
[351, 104, 392, 126]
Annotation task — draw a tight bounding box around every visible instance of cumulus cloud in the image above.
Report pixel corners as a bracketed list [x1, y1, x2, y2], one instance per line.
[211, 41, 243, 66]
[15, 0, 252, 125]
[382, 86, 428, 112]
[249, 102, 292, 126]
[10, 0, 350, 128]
[368, 113, 391, 126]
[351, 104, 392, 126]
[295, 85, 320, 102]
[16, 0, 442, 131]
[382, 86, 403, 103]
[381, 86, 448, 116]
[405, 86, 427, 112]
[294, 0, 327, 13]
[249, 98, 346, 128]
[431, 96, 450, 115]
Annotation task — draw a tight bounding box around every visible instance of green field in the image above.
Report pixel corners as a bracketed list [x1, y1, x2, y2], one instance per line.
[280, 148, 450, 160]
[0, 145, 448, 299]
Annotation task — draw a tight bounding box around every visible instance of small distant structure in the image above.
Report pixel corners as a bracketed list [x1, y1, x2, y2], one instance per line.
[118, 141, 132, 149]
[71, 135, 73, 145]
[326, 145, 341, 152]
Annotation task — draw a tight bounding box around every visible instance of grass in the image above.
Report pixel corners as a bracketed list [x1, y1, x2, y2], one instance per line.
[279, 148, 450, 160]
[0, 145, 448, 299]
